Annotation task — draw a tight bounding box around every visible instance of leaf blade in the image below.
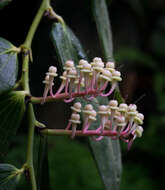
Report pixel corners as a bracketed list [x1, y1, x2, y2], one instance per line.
[0, 38, 18, 94]
[0, 91, 25, 158]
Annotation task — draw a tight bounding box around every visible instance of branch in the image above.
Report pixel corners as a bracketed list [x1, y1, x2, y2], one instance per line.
[40, 129, 117, 137]
[30, 89, 100, 104]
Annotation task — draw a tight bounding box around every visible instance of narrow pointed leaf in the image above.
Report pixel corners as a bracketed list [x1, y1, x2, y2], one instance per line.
[0, 163, 21, 190]
[0, 38, 18, 94]
[0, 91, 25, 158]
[92, 0, 122, 189]
[92, 0, 113, 61]
[51, 23, 79, 65]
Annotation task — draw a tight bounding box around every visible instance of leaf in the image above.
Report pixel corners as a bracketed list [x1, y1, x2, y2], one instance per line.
[92, 0, 113, 61]
[92, 0, 122, 189]
[0, 163, 21, 190]
[0, 0, 12, 10]
[0, 38, 18, 94]
[0, 91, 25, 158]
[51, 23, 79, 66]
[37, 136, 50, 190]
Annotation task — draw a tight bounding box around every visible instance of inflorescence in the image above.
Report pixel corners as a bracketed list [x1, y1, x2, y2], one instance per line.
[42, 57, 121, 103]
[41, 57, 144, 149]
[66, 101, 144, 150]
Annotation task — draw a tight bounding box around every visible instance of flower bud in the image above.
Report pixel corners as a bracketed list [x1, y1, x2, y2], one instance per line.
[109, 100, 118, 110]
[112, 70, 122, 81]
[71, 102, 82, 113]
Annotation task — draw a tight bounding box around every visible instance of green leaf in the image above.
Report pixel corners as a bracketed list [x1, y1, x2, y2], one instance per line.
[37, 136, 50, 190]
[0, 163, 21, 190]
[51, 23, 79, 66]
[0, 38, 19, 94]
[92, 0, 113, 61]
[0, 91, 25, 158]
[0, 0, 12, 10]
[92, 0, 122, 189]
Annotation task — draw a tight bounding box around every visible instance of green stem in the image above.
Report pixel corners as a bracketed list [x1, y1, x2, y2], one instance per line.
[26, 103, 37, 190]
[23, 0, 50, 48]
[21, 53, 30, 93]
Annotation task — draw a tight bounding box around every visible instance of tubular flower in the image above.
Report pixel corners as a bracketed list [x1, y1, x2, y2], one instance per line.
[82, 104, 97, 133]
[64, 68, 78, 103]
[54, 71, 67, 97]
[65, 102, 82, 130]
[91, 57, 104, 91]
[69, 113, 81, 139]
[101, 70, 122, 97]
[93, 105, 109, 141]
[77, 59, 88, 93]
[42, 66, 57, 104]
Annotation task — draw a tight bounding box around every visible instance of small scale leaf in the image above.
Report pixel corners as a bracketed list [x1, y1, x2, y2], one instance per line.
[0, 38, 18, 94]
[0, 163, 21, 190]
[0, 91, 25, 158]
[0, 0, 12, 10]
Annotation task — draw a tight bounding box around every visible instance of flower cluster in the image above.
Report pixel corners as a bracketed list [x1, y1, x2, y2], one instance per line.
[41, 57, 144, 149]
[42, 57, 122, 103]
[66, 100, 144, 149]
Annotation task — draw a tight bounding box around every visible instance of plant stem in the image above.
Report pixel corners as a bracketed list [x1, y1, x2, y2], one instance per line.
[23, 0, 50, 48]
[30, 89, 100, 104]
[41, 129, 117, 137]
[21, 53, 30, 93]
[21, 1, 52, 190]
[26, 103, 37, 190]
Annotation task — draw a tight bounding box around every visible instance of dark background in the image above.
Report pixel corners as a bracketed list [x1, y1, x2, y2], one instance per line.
[1, 0, 165, 189]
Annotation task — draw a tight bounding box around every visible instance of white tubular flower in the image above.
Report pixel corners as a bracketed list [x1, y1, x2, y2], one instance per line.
[64, 68, 78, 103]
[91, 57, 104, 90]
[71, 102, 82, 113]
[77, 60, 88, 93]
[127, 104, 137, 122]
[135, 126, 143, 138]
[69, 113, 81, 139]
[98, 105, 109, 133]
[108, 100, 118, 129]
[118, 103, 128, 116]
[77, 59, 88, 69]
[81, 62, 92, 93]
[82, 104, 96, 133]
[105, 61, 115, 73]
[46, 66, 58, 97]
[55, 71, 67, 97]
[129, 113, 144, 134]
[98, 69, 112, 92]
[127, 126, 144, 150]
[115, 115, 126, 133]
[63, 60, 74, 71]
[42, 75, 51, 104]
[100, 70, 122, 97]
